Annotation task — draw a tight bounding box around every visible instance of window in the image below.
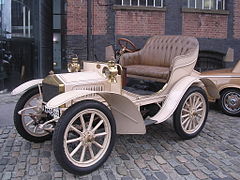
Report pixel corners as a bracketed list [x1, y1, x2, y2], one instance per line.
[115, 0, 163, 8]
[184, 0, 225, 10]
[11, 0, 33, 38]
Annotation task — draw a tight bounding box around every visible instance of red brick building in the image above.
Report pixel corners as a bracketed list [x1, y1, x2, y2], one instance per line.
[65, 0, 240, 71]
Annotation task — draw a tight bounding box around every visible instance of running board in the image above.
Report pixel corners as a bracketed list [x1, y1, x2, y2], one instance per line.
[144, 119, 157, 126]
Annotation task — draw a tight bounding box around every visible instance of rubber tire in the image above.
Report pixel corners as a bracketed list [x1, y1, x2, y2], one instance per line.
[53, 100, 116, 175]
[219, 89, 240, 116]
[14, 87, 52, 143]
[173, 86, 208, 139]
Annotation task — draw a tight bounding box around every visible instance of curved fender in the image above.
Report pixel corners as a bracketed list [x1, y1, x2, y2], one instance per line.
[46, 90, 146, 135]
[150, 76, 200, 124]
[219, 84, 240, 93]
[11, 79, 43, 95]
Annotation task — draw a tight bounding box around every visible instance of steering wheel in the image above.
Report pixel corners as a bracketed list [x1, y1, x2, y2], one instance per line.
[117, 38, 137, 53]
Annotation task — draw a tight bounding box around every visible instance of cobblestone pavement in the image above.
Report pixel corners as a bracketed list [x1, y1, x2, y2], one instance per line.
[0, 93, 21, 105]
[0, 93, 240, 180]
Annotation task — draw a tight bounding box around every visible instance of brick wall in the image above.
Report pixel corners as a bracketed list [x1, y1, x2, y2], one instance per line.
[66, 0, 107, 35]
[233, 0, 240, 38]
[66, 0, 87, 35]
[92, 0, 107, 35]
[115, 10, 165, 36]
[182, 13, 228, 39]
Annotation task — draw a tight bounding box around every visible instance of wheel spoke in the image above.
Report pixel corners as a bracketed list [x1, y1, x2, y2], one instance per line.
[182, 108, 190, 113]
[196, 113, 202, 118]
[88, 144, 94, 158]
[92, 120, 103, 132]
[185, 100, 191, 107]
[196, 102, 203, 109]
[181, 114, 189, 118]
[194, 97, 200, 107]
[192, 95, 196, 106]
[33, 126, 38, 133]
[87, 113, 95, 130]
[189, 96, 193, 107]
[80, 115, 86, 132]
[26, 120, 34, 127]
[192, 118, 196, 128]
[70, 125, 83, 136]
[66, 137, 81, 144]
[196, 108, 203, 112]
[187, 119, 193, 130]
[182, 117, 190, 126]
[93, 141, 103, 149]
[80, 146, 86, 162]
[94, 132, 107, 137]
[70, 142, 82, 157]
[184, 118, 191, 130]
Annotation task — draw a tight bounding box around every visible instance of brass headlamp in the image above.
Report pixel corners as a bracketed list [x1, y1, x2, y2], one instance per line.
[102, 60, 119, 83]
[67, 57, 81, 72]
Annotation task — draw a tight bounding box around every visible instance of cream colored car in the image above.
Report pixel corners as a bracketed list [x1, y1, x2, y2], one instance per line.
[11, 35, 219, 175]
[201, 61, 240, 116]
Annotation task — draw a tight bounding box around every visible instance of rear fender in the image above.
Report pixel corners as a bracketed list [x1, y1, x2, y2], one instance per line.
[46, 90, 146, 135]
[150, 76, 200, 124]
[200, 78, 220, 99]
[11, 79, 43, 95]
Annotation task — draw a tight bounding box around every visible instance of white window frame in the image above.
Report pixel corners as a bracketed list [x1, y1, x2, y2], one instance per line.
[120, 0, 164, 8]
[187, 0, 225, 10]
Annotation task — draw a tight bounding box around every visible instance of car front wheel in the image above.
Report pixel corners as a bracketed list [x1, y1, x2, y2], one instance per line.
[53, 100, 116, 175]
[219, 89, 240, 116]
[14, 87, 52, 142]
[173, 86, 208, 139]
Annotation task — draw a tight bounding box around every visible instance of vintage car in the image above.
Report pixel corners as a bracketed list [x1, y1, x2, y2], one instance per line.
[11, 35, 219, 175]
[201, 60, 240, 116]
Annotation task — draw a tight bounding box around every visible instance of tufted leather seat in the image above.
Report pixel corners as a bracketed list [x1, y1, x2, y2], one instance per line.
[120, 35, 199, 82]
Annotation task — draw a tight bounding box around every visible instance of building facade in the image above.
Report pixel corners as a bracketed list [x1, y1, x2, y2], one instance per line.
[0, 0, 65, 90]
[0, 0, 240, 90]
[66, 0, 240, 71]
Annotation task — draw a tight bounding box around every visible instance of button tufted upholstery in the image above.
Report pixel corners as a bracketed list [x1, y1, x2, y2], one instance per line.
[120, 35, 199, 82]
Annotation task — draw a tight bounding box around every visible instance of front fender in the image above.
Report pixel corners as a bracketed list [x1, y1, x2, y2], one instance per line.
[46, 90, 146, 135]
[11, 79, 43, 95]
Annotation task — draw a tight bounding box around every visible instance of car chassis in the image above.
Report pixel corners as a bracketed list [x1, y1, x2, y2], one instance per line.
[11, 35, 219, 175]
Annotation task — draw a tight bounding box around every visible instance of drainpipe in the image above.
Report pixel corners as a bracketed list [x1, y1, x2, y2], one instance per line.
[87, 0, 92, 60]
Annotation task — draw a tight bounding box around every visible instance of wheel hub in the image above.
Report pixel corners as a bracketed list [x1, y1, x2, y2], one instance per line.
[226, 94, 240, 109]
[83, 131, 95, 145]
[189, 108, 197, 118]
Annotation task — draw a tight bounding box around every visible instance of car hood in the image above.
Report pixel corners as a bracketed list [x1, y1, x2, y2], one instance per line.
[56, 71, 106, 85]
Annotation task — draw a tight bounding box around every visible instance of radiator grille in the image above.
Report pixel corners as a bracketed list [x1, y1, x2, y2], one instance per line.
[42, 83, 60, 102]
[73, 85, 104, 91]
[73, 85, 105, 98]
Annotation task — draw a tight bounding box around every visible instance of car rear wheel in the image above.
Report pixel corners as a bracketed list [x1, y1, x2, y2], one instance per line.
[53, 100, 116, 175]
[173, 86, 208, 139]
[219, 89, 240, 116]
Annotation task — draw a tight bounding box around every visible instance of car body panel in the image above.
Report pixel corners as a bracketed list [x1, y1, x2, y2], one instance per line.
[11, 79, 43, 95]
[149, 76, 219, 123]
[200, 60, 240, 95]
[46, 90, 146, 134]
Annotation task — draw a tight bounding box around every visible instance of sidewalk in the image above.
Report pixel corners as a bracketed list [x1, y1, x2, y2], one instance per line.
[0, 93, 21, 127]
[0, 93, 240, 179]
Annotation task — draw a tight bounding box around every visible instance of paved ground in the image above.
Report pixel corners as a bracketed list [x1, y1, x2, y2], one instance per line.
[0, 93, 240, 180]
[0, 93, 20, 127]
